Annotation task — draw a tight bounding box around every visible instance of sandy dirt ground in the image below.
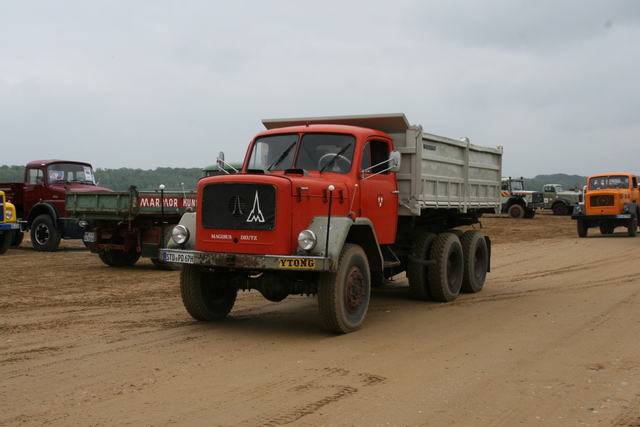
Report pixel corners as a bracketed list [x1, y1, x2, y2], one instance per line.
[2, 211, 640, 427]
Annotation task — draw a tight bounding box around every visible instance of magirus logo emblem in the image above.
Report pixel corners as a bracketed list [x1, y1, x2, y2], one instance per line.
[247, 191, 265, 223]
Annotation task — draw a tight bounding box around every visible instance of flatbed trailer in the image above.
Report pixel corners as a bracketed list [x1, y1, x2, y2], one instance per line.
[66, 185, 197, 269]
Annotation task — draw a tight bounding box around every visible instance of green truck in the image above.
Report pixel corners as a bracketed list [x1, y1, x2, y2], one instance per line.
[542, 184, 583, 215]
[65, 185, 197, 269]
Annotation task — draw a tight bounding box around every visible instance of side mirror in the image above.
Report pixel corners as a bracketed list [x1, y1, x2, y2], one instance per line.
[389, 151, 401, 173]
[217, 151, 225, 172]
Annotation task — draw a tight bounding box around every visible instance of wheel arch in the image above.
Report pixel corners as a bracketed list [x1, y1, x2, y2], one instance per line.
[303, 216, 383, 273]
[27, 203, 59, 227]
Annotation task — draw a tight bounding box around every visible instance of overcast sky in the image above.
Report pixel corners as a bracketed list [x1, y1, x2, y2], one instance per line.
[1, 0, 639, 178]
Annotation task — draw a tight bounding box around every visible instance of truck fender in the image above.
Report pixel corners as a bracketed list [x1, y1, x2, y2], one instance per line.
[623, 202, 638, 217]
[27, 202, 59, 227]
[166, 212, 197, 250]
[299, 216, 383, 273]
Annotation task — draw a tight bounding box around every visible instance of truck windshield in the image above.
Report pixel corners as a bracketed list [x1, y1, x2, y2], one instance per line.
[47, 163, 96, 185]
[589, 176, 629, 190]
[247, 133, 355, 174]
[510, 180, 524, 191]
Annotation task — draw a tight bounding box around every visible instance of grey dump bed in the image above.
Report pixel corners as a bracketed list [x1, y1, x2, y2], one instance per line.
[263, 113, 503, 216]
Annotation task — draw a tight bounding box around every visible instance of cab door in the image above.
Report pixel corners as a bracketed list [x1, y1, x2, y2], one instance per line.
[358, 139, 398, 244]
[22, 168, 46, 214]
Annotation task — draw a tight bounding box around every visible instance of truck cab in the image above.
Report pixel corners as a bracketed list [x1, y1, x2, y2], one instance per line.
[6, 160, 112, 251]
[572, 173, 639, 237]
[500, 177, 544, 218]
[542, 184, 583, 215]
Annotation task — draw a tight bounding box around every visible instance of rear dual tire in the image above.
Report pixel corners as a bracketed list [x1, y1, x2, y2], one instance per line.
[408, 230, 488, 303]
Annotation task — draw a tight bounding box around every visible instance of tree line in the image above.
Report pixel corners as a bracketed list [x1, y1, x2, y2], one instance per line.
[1, 164, 589, 192]
[0, 165, 207, 191]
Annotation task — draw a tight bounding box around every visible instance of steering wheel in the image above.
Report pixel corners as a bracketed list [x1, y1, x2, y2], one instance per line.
[318, 153, 352, 172]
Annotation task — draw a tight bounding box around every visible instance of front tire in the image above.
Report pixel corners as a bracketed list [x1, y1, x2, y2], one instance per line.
[577, 219, 588, 237]
[180, 265, 237, 320]
[552, 204, 568, 215]
[318, 244, 370, 334]
[30, 214, 62, 252]
[429, 233, 464, 302]
[628, 217, 638, 237]
[11, 230, 24, 246]
[460, 230, 488, 293]
[0, 232, 11, 254]
[508, 204, 525, 219]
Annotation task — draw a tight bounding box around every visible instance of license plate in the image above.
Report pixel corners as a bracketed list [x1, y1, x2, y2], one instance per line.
[84, 232, 96, 242]
[278, 258, 316, 268]
[616, 214, 631, 219]
[163, 251, 194, 264]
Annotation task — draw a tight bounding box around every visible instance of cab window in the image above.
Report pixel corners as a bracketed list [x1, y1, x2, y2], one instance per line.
[361, 140, 390, 174]
[27, 169, 44, 184]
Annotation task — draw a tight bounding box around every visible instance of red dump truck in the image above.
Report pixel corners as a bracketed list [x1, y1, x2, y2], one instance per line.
[161, 114, 503, 333]
[0, 160, 112, 251]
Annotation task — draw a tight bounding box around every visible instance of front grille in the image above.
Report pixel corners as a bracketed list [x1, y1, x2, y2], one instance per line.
[590, 194, 614, 207]
[202, 183, 276, 230]
[532, 192, 543, 203]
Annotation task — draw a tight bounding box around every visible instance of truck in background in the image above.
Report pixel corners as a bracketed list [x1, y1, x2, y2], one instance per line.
[0, 191, 19, 254]
[66, 185, 198, 269]
[161, 113, 503, 334]
[500, 177, 544, 218]
[571, 173, 639, 237]
[0, 160, 112, 251]
[541, 183, 583, 215]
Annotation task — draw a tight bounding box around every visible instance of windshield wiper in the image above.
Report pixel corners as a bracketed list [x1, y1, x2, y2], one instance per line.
[268, 141, 297, 171]
[319, 143, 352, 173]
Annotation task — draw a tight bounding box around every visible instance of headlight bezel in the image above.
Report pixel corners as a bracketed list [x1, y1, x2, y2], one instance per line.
[297, 229, 317, 252]
[171, 224, 190, 245]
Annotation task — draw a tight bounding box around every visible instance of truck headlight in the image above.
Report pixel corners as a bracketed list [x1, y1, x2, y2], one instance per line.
[172, 224, 190, 245]
[573, 204, 584, 214]
[5, 210, 12, 220]
[622, 204, 631, 213]
[298, 229, 317, 251]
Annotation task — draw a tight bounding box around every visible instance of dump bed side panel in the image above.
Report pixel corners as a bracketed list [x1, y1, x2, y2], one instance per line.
[65, 188, 197, 220]
[393, 127, 502, 216]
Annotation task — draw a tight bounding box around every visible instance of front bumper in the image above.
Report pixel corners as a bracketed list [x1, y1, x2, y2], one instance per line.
[571, 213, 634, 221]
[0, 223, 19, 232]
[159, 248, 332, 272]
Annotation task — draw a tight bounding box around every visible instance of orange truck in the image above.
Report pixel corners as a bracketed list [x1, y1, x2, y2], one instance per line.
[571, 173, 639, 237]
